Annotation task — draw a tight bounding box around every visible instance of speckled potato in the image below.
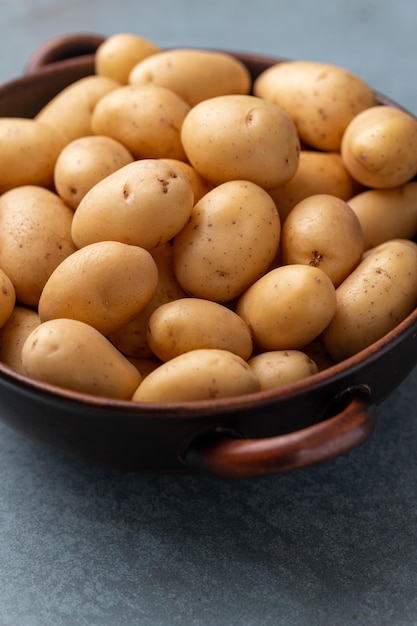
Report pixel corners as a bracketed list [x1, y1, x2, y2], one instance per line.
[95, 33, 160, 84]
[91, 84, 190, 160]
[280, 194, 364, 287]
[254, 60, 376, 151]
[128, 48, 251, 106]
[132, 348, 260, 403]
[322, 239, 417, 361]
[0, 306, 40, 373]
[22, 318, 142, 399]
[173, 180, 281, 302]
[341, 105, 417, 188]
[0, 269, 16, 329]
[71, 159, 194, 250]
[180, 94, 300, 189]
[0, 185, 77, 306]
[147, 297, 253, 361]
[248, 350, 318, 390]
[54, 135, 134, 209]
[38, 241, 158, 336]
[236, 264, 337, 351]
[160, 159, 213, 204]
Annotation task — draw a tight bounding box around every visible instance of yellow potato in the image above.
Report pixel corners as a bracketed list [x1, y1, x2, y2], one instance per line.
[54, 135, 134, 209]
[0, 269, 16, 328]
[129, 48, 251, 106]
[38, 241, 158, 336]
[236, 264, 337, 351]
[22, 318, 141, 399]
[71, 159, 194, 250]
[280, 194, 364, 287]
[132, 348, 260, 403]
[91, 84, 190, 160]
[0, 185, 77, 306]
[254, 60, 376, 151]
[160, 158, 213, 204]
[95, 33, 160, 84]
[341, 105, 417, 188]
[321, 239, 417, 361]
[173, 180, 281, 302]
[0, 118, 66, 192]
[180, 94, 300, 189]
[0, 306, 40, 373]
[248, 350, 318, 390]
[147, 297, 253, 361]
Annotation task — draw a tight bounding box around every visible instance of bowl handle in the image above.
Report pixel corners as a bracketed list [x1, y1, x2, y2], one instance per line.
[24, 33, 105, 74]
[183, 389, 376, 479]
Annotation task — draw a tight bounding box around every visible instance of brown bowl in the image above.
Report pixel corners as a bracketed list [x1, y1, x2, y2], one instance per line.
[0, 34, 416, 479]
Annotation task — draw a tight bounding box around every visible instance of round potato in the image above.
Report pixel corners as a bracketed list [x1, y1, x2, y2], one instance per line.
[180, 94, 300, 189]
[236, 264, 337, 351]
[248, 350, 318, 390]
[38, 241, 158, 336]
[160, 159, 213, 204]
[22, 318, 141, 399]
[173, 180, 281, 302]
[0, 268, 16, 329]
[95, 33, 160, 84]
[0, 306, 40, 373]
[132, 348, 260, 403]
[71, 159, 194, 250]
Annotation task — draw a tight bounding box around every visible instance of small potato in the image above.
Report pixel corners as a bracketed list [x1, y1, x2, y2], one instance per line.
[236, 264, 337, 351]
[54, 135, 134, 209]
[0, 185, 77, 306]
[173, 180, 281, 302]
[132, 348, 260, 403]
[321, 239, 417, 361]
[248, 350, 318, 390]
[0, 269, 16, 328]
[38, 241, 158, 336]
[129, 48, 251, 106]
[341, 105, 417, 188]
[0, 306, 40, 373]
[22, 318, 141, 399]
[147, 297, 253, 361]
[254, 60, 376, 151]
[280, 194, 364, 287]
[91, 84, 190, 160]
[160, 159, 213, 204]
[181, 94, 300, 189]
[95, 33, 160, 84]
[71, 159, 194, 250]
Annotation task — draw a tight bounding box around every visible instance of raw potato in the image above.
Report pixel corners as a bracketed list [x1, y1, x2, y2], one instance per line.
[95, 33, 161, 84]
[180, 94, 300, 189]
[0, 306, 40, 373]
[248, 350, 318, 390]
[129, 48, 251, 106]
[321, 239, 417, 362]
[38, 241, 158, 336]
[147, 297, 253, 361]
[91, 84, 190, 160]
[341, 105, 417, 188]
[54, 135, 134, 209]
[132, 348, 260, 403]
[71, 159, 194, 250]
[0, 185, 77, 306]
[253, 60, 376, 151]
[173, 180, 281, 302]
[0, 269, 16, 328]
[160, 159, 213, 204]
[236, 264, 337, 351]
[280, 194, 364, 287]
[22, 318, 142, 399]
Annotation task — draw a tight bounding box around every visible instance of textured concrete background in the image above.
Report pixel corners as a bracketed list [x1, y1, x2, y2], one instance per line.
[1, 1, 417, 625]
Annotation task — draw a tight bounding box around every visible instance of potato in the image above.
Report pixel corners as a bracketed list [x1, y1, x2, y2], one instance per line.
[147, 297, 253, 361]
[0, 268, 16, 328]
[173, 180, 281, 302]
[0, 185, 77, 306]
[254, 60, 376, 150]
[0, 118, 66, 192]
[248, 350, 318, 390]
[22, 318, 141, 399]
[0, 306, 40, 373]
[321, 239, 417, 361]
[341, 105, 417, 188]
[280, 194, 364, 287]
[128, 48, 251, 106]
[38, 241, 158, 336]
[71, 159, 194, 250]
[180, 94, 300, 189]
[54, 135, 134, 209]
[95, 33, 160, 84]
[236, 264, 337, 351]
[132, 348, 260, 403]
[91, 84, 190, 160]
[160, 159, 213, 204]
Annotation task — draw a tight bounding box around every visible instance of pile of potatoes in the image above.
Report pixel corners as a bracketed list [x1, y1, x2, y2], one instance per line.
[1, 32, 417, 403]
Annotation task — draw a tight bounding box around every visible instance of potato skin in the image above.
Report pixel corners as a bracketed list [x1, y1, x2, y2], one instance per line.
[95, 33, 160, 84]
[0, 269, 16, 328]
[0, 306, 40, 373]
[248, 350, 318, 390]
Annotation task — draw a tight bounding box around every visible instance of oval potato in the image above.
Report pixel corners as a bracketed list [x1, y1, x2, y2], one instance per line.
[0, 268, 16, 328]
[95, 33, 161, 84]
[0, 306, 40, 373]
[248, 350, 318, 390]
